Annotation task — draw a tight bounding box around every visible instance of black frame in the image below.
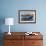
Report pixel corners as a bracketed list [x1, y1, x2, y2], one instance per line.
[18, 10, 36, 24]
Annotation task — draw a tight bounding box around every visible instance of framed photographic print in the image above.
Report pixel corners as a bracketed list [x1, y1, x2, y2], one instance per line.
[18, 10, 36, 23]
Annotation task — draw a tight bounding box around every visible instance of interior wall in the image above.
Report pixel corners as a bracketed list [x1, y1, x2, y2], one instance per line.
[0, 0, 46, 32]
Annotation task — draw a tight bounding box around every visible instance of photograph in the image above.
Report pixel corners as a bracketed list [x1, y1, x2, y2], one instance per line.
[18, 10, 36, 23]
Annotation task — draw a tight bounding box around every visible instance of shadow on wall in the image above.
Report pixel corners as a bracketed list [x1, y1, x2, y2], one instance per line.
[0, 16, 5, 46]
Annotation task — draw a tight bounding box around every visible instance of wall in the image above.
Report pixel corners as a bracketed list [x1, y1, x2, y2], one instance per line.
[0, 0, 46, 32]
[0, 0, 46, 46]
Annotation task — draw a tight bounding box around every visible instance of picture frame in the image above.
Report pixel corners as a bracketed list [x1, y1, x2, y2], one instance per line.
[18, 10, 36, 23]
